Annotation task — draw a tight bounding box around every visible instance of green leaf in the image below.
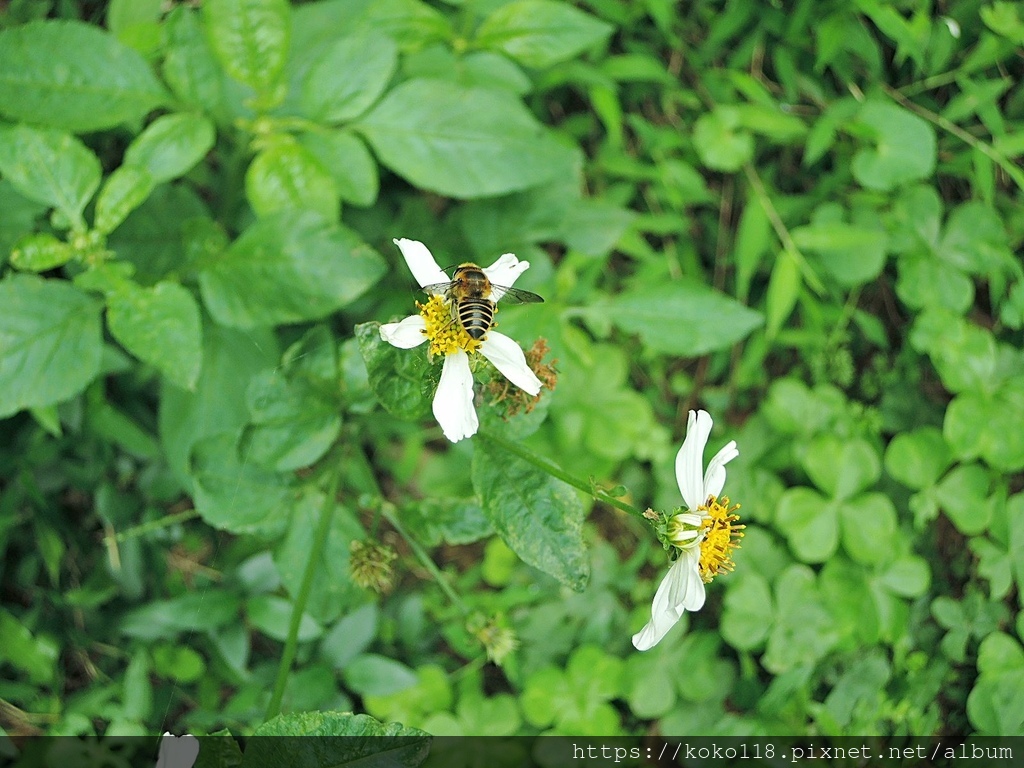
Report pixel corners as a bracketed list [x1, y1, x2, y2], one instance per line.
[123, 113, 216, 184]
[763, 566, 840, 674]
[764, 248, 801, 339]
[775, 487, 839, 563]
[473, 436, 589, 592]
[247, 594, 322, 642]
[320, 604, 379, 670]
[944, 382, 1024, 472]
[793, 207, 888, 287]
[189, 432, 291, 533]
[245, 143, 340, 221]
[877, 555, 931, 597]
[967, 666, 1024, 735]
[604, 281, 762, 356]
[692, 106, 754, 172]
[162, 7, 227, 116]
[120, 592, 241, 638]
[199, 211, 385, 327]
[896, 254, 973, 314]
[244, 326, 341, 472]
[301, 33, 397, 122]
[94, 165, 155, 235]
[106, 280, 203, 390]
[474, 0, 613, 68]
[721, 573, 773, 650]
[355, 321, 436, 422]
[0, 608, 59, 684]
[9, 233, 74, 272]
[299, 130, 379, 207]
[839, 493, 897, 565]
[0, 20, 167, 132]
[802, 435, 880, 500]
[160, 323, 279, 484]
[852, 101, 936, 191]
[884, 426, 951, 490]
[202, 0, 291, 92]
[0, 274, 102, 419]
[250, 711, 429, 744]
[0, 125, 100, 227]
[936, 463, 992, 535]
[938, 201, 1012, 274]
[356, 78, 574, 198]
[344, 654, 419, 697]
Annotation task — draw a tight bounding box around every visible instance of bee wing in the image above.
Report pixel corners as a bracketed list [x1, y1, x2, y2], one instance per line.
[489, 284, 545, 305]
[422, 280, 456, 297]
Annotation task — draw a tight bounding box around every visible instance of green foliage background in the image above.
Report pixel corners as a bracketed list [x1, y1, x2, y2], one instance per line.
[1, 0, 1023, 741]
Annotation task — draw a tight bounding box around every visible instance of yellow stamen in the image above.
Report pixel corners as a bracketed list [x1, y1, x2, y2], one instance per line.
[418, 295, 482, 358]
[696, 495, 744, 584]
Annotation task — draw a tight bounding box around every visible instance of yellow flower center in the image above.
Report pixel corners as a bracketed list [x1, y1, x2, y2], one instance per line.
[696, 495, 744, 584]
[418, 295, 482, 358]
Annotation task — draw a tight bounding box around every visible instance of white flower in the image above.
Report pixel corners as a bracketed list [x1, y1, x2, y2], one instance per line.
[632, 410, 740, 651]
[380, 238, 542, 443]
[156, 732, 199, 768]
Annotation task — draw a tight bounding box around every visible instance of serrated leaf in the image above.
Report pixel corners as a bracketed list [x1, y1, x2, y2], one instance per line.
[472, 436, 589, 591]
[249, 711, 430, 749]
[0, 274, 102, 418]
[245, 143, 339, 221]
[604, 281, 762, 356]
[299, 130, 379, 207]
[202, 0, 291, 92]
[0, 125, 100, 227]
[474, 0, 613, 68]
[0, 20, 167, 132]
[94, 165, 155, 235]
[355, 321, 436, 422]
[199, 211, 384, 327]
[301, 33, 397, 122]
[107, 280, 202, 390]
[124, 113, 216, 184]
[357, 78, 574, 198]
[852, 101, 936, 191]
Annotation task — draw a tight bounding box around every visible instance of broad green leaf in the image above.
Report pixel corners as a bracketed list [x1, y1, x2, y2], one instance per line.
[877, 555, 931, 597]
[159, 323, 278, 484]
[94, 165, 155, 235]
[944, 382, 1024, 471]
[250, 711, 429, 745]
[299, 130, 379, 207]
[0, 20, 167, 132]
[938, 201, 1012, 274]
[162, 7, 226, 116]
[292, 0, 451, 53]
[692, 106, 754, 172]
[246, 594, 322, 642]
[118, 592, 241, 639]
[244, 327, 341, 472]
[273, 493, 363, 624]
[775, 487, 839, 563]
[910, 310, 997, 394]
[967, 667, 1024, 735]
[981, 1, 1024, 43]
[473, 436, 589, 592]
[559, 198, 635, 257]
[936, 463, 992, 535]
[793, 208, 887, 287]
[344, 654, 418, 697]
[474, 0, 613, 68]
[199, 211, 384, 327]
[0, 275, 102, 418]
[838, 492, 897, 565]
[123, 113, 216, 184]
[10, 233, 74, 272]
[245, 143, 340, 221]
[884, 427, 951, 490]
[721, 573, 773, 650]
[355, 321, 436, 422]
[301, 33, 397, 122]
[106, 281, 203, 390]
[357, 78, 574, 198]
[320, 604, 379, 670]
[801, 435, 880, 500]
[734, 194, 770, 302]
[604, 281, 762, 356]
[0, 125, 100, 227]
[852, 101, 936, 191]
[189, 432, 291, 533]
[896, 254, 974, 314]
[763, 566, 840, 674]
[202, 0, 291, 92]
[764, 249, 801, 339]
[0, 609, 59, 684]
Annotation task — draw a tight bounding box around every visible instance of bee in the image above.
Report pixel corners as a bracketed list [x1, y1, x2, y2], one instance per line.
[423, 263, 544, 340]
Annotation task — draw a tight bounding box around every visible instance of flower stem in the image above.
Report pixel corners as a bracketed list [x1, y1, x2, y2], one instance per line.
[477, 430, 646, 520]
[264, 464, 341, 722]
[107, 508, 200, 542]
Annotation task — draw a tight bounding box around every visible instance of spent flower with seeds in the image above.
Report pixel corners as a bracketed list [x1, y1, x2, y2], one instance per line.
[380, 238, 542, 442]
[633, 409, 743, 651]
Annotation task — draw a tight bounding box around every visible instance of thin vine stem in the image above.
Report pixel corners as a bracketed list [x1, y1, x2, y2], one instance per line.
[477, 430, 646, 520]
[264, 463, 342, 722]
[107, 508, 200, 543]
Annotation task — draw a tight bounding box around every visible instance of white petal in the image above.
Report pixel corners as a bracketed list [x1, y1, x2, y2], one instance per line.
[482, 252, 529, 294]
[631, 550, 705, 651]
[479, 332, 542, 395]
[156, 733, 199, 768]
[432, 351, 478, 442]
[675, 410, 713, 510]
[379, 315, 428, 348]
[394, 238, 449, 289]
[703, 439, 738, 500]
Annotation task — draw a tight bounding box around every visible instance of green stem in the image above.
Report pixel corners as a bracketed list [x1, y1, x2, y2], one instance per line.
[381, 504, 468, 614]
[109, 509, 200, 542]
[478, 430, 646, 520]
[264, 465, 342, 722]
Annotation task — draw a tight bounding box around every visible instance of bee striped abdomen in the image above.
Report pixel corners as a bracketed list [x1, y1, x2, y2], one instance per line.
[457, 298, 495, 340]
